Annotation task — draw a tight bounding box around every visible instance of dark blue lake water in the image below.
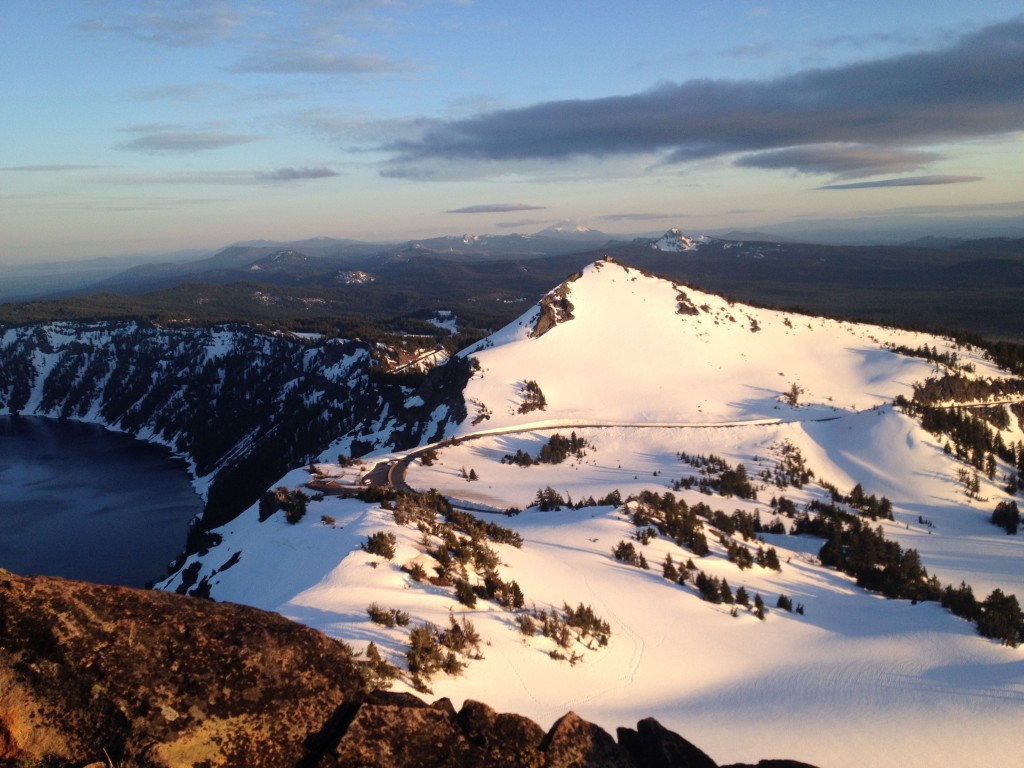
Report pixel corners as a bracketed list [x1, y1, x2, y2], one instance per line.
[0, 416, 203, 587]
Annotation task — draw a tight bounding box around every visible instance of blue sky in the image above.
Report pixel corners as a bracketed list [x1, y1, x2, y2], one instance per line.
[1, 1, 1022, 262]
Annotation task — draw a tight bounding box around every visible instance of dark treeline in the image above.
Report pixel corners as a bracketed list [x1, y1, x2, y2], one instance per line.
[792, 504, 1023, 646]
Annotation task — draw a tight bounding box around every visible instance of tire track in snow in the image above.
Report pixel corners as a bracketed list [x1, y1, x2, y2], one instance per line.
[552, 567, 646, 712]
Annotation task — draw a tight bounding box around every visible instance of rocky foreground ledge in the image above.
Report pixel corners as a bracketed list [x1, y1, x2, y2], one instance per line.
[0, 570, 816, 767]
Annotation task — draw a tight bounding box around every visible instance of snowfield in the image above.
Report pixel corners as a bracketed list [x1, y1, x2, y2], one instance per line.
[160, 260, 1023, 768]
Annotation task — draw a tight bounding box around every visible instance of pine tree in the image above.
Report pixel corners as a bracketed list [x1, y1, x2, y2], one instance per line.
[754, 593, 767, 620]
[992, 500, 1020, 535]
[720, 579, 734, 604]
[977, 589, 1023, 647]
[735, 585, 750, 607]
[662, 554, 679, 582]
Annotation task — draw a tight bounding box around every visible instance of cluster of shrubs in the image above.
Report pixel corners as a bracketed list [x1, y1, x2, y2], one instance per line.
[503, 432, 591, 467]
[676, 452, 758, 499]
[405, 616, 483, 692]
[909, 372, 1024, 406]
[444, 508, 523, 547]
[357, 642, 400, 691]
[532, 487, 622, 512]
[992, 500, 1020, 535]
[517, 379, 547, 413]
[775, 594, 804, 614]
[363, 531, 398, 560]
[940, 582, 1023, 647]
[724, 540, 781, 571]
[626, 491, 709, 556]
[515, 602, 611, 655]
[366, 602, 410, 627]
[612, 540, 649, 569]
[817, 482, 894, 520]
[756, 441, 814, 489]
[428, 529, 501, 582]
[259, 486, 310, 524]
[885, 342, 964, 370]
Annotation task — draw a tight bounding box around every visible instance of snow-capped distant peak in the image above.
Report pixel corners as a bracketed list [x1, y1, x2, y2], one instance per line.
[533, 220, 609, 241]
[651, 228, 710, 252]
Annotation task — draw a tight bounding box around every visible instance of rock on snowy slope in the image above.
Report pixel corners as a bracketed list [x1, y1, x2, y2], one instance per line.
[0, 570, 817, 768]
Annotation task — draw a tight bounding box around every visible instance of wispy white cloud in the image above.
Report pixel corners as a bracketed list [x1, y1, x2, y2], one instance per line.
[95, 167, 340, 185]
[597, 212, 682, 222]
[231, 49, 417, 75]
[3, 164, 107, 172]
[78, 2, 247, 48]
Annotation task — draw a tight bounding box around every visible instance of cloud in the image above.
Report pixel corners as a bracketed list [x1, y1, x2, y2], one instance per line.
[494, 219, 551, 229]
[78, 3, 245, 48]
[131, 83, 220, 102]
[817, 175, 983, 190]
[232, 50, 416, 75]
[116, 131, 259, 153]
[382, 19, 1024, 178]
[255, 167, 340, 182]
[94, 168, 339, 185]
[597, 212, 682, 222]
[446, 203, 546, 214]
[735, 144, 943, 180]
[885, 199, 1024, 216]
[3, 164, 105, 172]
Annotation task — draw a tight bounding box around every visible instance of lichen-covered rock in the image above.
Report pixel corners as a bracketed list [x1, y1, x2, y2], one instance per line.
[541, 711, 636, 768]
[0, 569, 363, 767]
[0, 570, 820, 768]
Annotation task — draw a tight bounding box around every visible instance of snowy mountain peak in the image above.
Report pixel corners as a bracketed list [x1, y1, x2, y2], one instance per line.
[533, 220, 609, 241]
[651, 228, 711, 252]
[458, 258, 1009, 431]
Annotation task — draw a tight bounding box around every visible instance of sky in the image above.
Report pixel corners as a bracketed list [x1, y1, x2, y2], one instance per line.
[1, 1, 1023, 263]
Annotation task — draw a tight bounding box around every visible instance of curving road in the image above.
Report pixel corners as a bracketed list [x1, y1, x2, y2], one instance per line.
[366, 414, 846, 492]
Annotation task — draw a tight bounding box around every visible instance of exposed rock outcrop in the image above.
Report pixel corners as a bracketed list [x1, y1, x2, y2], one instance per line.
[0, 569, 363, 766]
[0, 570, 818, 768]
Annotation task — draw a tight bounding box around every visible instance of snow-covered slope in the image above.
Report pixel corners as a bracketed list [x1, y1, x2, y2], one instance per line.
[160, 260, 1024, 768]
[456, 259, 1002, 430]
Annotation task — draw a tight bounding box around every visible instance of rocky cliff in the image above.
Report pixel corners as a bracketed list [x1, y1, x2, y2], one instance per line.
[0, 321, 470, 533]
[0, 570, 816, 767]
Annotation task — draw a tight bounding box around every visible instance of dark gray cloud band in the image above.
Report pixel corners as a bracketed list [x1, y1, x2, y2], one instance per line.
[446, 203, 546, 214]
[384, 19, 1024, 178]
[735, 144, 943, 180]
[818, 175, 982, 190]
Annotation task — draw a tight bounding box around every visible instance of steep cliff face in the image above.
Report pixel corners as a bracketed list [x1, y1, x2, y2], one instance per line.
[0, 571, 817, 768]
[0, 321, 471, 530]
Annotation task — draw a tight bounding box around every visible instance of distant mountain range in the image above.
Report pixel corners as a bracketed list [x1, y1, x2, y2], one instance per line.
[2, 227, 1023, 344]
